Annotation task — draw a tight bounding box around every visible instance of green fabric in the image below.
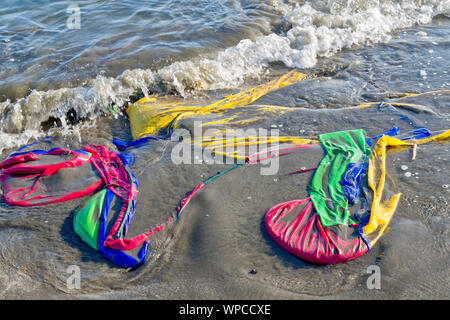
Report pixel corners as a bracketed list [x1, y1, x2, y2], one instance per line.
[73, 189, 106, 250]
[309, 129, 371, 227]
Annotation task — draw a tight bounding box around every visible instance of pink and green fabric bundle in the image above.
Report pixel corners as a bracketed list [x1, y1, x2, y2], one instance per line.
[0, 142, 244, 268]
[0, 145, 151, 268]
[263, 127, 449, 264]
[1, 127, 447, 267]
[264, 130, 372, 264]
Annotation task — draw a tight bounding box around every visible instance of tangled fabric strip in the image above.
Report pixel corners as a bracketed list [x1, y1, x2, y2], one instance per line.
[0, 145, 172, 268]
[263, 128, 450, 264]
[1, 68, 449, 267]
[1, 127, 449, 267]
[0, 142, 246, 268]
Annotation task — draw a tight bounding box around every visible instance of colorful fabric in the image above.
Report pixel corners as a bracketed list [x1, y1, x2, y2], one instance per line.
[309, 129, 371, 227]
[126, 70, 307, 140]
[2, 68, 450, 268]
[264, 198, 369, 264]
[263, 128, 450, 264]
[362, 129, 450, 248]
[0, 144, 151, 268]
[0, 147, 101, 206]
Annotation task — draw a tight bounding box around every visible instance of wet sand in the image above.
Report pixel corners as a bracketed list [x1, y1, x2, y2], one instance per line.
[0, 13, 449, 300]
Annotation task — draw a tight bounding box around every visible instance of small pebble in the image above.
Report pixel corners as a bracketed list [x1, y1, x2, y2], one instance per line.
[401, 165, 408, 171]
[247, 196, 252, 200]
[405, 172, 412, 177]
[443, 184, 449, 189]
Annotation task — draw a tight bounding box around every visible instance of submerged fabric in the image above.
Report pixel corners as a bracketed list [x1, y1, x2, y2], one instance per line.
[263, 128, 450, 264]
[0, 148, 101, 206]
[362, 129, 450, 248]
[309, 129, 371, 228]
[126, 70, 307, 140]
[92, 84, 450, 266]
[1, 127, 449, 267]
[264, 198, 369, 264]
[73, 189, 106, 250]
[254, 140, 370, 264]
[2, 66, 450, 268]
[115, 70, 316, 162]
[0, 144, 151, 268]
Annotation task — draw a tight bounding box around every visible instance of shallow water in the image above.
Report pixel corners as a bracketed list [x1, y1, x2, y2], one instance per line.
[0, 1, 449, 299]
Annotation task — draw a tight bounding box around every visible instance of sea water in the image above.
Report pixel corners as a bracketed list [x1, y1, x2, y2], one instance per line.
[0, 0, 449, 299]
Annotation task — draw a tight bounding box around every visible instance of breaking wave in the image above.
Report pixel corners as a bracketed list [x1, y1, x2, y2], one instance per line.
[1, 0, 449, 153]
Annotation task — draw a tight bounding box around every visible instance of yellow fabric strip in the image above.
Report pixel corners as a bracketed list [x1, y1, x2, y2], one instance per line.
[363, 129, 450, 247]
[197, 135, 318, 160]
[126, 70, 306, 139]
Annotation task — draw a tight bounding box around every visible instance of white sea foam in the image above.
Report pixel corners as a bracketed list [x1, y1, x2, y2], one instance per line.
[0, 130, 45, 154]
[1, 0, 449, 152]
[158, 0, 449, 94]
[0, 69, 157, 152]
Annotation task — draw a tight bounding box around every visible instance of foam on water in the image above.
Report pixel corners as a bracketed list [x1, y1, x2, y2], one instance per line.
[162, 0, 449, 94]
[0, 68, 157, 152]
[1, 0, 449, 153]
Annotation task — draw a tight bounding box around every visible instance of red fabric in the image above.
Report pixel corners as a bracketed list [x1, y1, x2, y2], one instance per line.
[0, 144, 175, 252]
[83, 145, 144, 250]
[0, 153, 40, 170]
[0, 145, 137, 208]
[2, 179, 104, 207]
[177, 183, 205, 213]
[83, 145, 133, 200]
[0, 148, 101, 206]
[103, 182, 205, 251]
[0, 149, 90, 175]
[286, 167, 317, 175]
[264, 199, 368, 264]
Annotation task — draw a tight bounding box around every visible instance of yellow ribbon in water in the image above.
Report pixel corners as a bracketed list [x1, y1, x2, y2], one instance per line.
[126, 69, 307, 140]
[363, 129, 450, 247]
[195, 133, 318, 160]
